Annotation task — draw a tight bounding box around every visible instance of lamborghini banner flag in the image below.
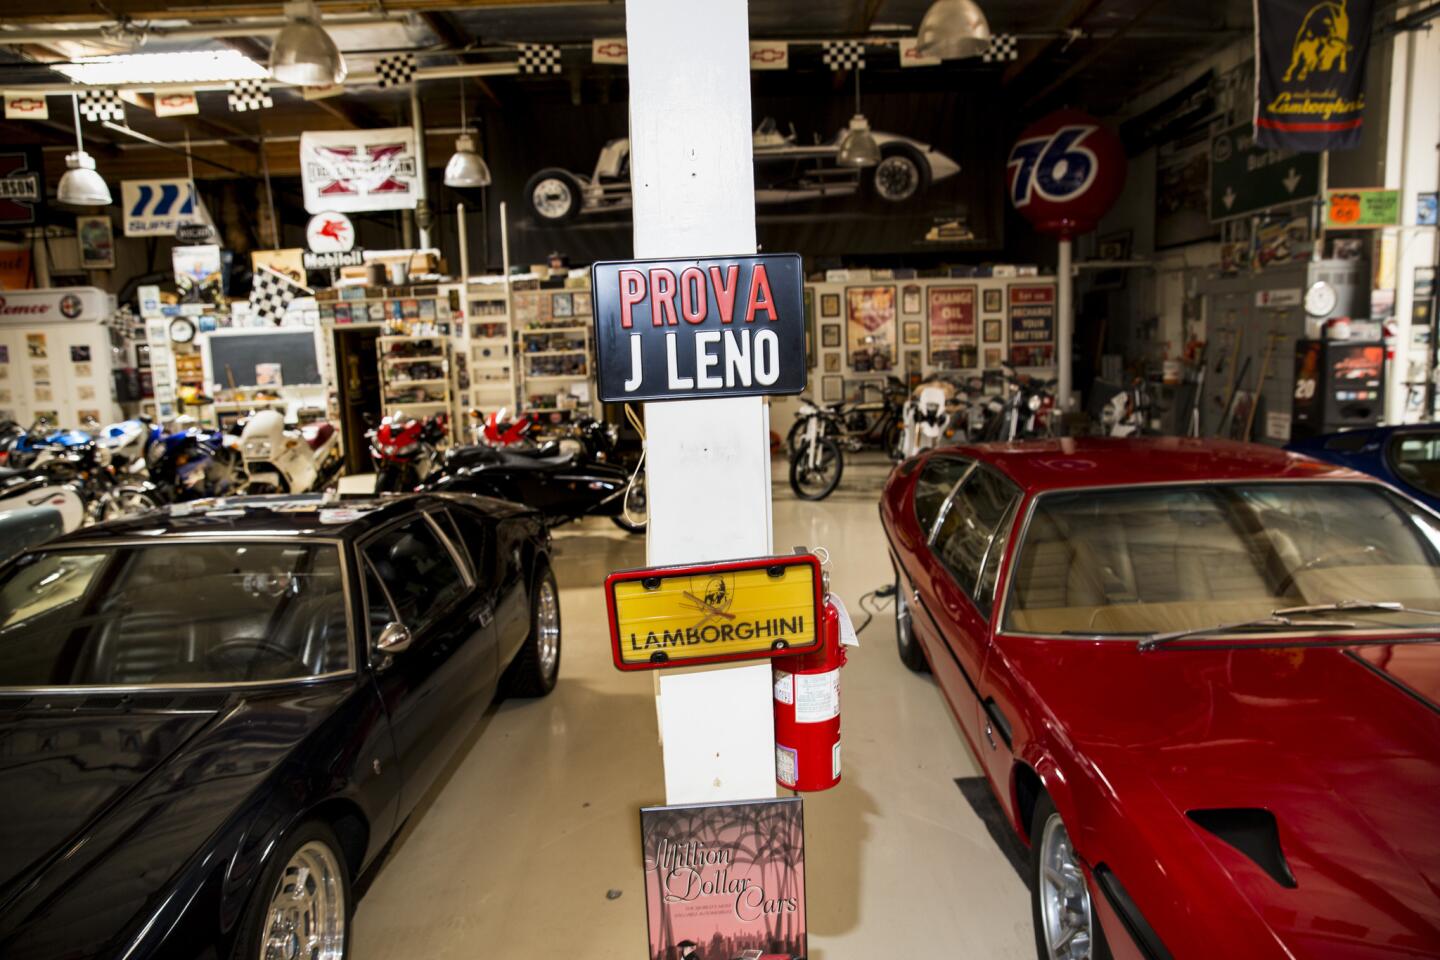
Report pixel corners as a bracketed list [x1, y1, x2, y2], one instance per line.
[1253, 0, 1373, 152]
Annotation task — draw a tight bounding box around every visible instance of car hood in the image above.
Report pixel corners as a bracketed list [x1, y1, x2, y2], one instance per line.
[999, 635, 1440, 957]
[0, 683, 352, 959]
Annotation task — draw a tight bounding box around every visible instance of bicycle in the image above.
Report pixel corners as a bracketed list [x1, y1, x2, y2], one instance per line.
[785, 376, 906, 460]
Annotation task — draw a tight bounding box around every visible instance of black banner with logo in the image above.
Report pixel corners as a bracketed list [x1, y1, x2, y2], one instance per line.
[0, 147, 45, 226]
[1254, 0, 1372, 151]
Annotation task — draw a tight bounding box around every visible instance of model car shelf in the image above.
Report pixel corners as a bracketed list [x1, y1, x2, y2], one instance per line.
[512, 287, 596, 420]
[377, 335, 454, 439]
[465, 283, 515, 419]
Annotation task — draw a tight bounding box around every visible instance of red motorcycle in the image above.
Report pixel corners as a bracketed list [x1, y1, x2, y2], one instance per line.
[368, 412, 448, 493]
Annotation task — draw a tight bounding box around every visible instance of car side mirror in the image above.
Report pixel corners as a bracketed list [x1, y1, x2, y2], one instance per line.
[377, 621, 413, 654]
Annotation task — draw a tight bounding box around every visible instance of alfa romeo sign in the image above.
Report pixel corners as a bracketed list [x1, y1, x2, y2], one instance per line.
[590, 253, 805, 402]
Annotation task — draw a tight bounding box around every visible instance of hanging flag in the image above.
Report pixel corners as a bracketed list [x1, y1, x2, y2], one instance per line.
[517, 43, 562, 74]
[981, 35, 1020, 63]
[821, 41, 865, 71]
[376, 53, 417, 88]
[592, 38, 628, 64]
[300, 127, 419, 214]
[1253, 0, 1372, 151]
[227, 79, 273, 112]
[77, 89, 124, 123]
[749, 41, 789, 70]
[153, 90, 199, 117]
[898, 38, 940, 68]
[249, 265, 311, 326]
[3, 91, 48, 120]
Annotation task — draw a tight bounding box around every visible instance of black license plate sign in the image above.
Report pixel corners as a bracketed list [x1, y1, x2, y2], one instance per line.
[590, 253, 806, 402]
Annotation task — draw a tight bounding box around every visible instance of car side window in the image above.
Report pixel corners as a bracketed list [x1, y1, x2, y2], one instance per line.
[443, 508, 493, 584]
[932, 467, 1022, 604]
[914, 456, 972, 536]
[362, 559, 398, 648]
[975, 497, 1022, 618]
[362, 517, 468, 633]
[1387, 432, 1440, 497]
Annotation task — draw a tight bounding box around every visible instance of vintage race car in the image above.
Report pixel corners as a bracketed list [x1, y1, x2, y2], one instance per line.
[882, 437, 1440, 959]
[0, 493, 560, 959]
[524, 117, 960, 222]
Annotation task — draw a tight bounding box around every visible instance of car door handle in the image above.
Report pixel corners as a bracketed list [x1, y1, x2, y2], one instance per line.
[982, 697, 1013, 751]
[470, 605, 493, 628]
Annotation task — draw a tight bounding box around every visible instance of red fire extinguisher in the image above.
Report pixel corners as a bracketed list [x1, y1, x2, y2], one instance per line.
[773, 596, 848, 791]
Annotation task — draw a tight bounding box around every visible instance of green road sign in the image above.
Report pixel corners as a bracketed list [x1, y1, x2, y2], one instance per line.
[1209, 122, 1321, 222]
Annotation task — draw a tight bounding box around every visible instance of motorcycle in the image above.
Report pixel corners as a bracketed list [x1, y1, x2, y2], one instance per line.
[423, 416, 646, 533]
[1099, 377, 1152, 437]
[900, 381, 954, 459]
[784, 377, 905, 460]
[0, 468, 87, 533]
[105, 421, 247, 517]
[238, 410, 344, 494]
[369, 412, 448, 493]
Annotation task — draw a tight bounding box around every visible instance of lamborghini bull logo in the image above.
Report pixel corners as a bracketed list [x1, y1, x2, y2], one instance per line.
[1283, 0, 1352, 82]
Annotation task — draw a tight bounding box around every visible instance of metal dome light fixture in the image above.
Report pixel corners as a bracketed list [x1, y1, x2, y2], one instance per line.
[57, 94, 112, 207]
[836, 69, 879, 169]
[444, 80, 492, 188]
[269, 0, 347, 86]
[915, 0, 993, 60]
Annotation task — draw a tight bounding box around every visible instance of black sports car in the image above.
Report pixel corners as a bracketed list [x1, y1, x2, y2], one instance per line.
[0, 493, 560, 959]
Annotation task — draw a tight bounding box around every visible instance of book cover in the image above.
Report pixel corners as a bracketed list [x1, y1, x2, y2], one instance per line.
[641, 797, 806, 960]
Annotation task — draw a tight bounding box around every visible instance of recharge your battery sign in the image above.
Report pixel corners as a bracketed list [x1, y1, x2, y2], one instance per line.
[590, 253, 806, 402]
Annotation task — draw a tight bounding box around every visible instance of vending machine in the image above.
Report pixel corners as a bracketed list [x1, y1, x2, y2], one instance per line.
[1290, 339, 1386, 441]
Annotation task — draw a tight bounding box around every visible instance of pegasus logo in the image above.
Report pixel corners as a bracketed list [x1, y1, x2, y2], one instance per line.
[1284, 0, 1352, 82]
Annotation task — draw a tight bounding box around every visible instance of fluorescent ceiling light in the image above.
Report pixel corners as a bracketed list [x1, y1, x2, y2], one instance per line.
[54, 50, 268, 86]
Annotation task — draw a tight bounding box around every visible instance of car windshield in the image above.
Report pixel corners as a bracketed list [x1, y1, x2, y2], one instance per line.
[0, 541, 351, 688]
[1003, 482, 1440, 637]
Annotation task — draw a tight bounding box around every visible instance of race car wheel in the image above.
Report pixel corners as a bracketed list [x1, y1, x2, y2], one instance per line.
[525, 168, 584, 223]
[1030, 794, 1111, 960]
[894, 581, 929, 673]
[501, 563, 562, 698]
[236, 820, 351, 960]
[869, 146, 930, 203]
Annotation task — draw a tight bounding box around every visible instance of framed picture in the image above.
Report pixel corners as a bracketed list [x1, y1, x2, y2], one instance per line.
[845, 285, 897, 373]
[822, 375, 843, 402]
[823, 352, 840, 373]
[821, 324, 841, 348]
[821, 293, 840, 318]
[984, 347, 1002, 367]
[927, 285, 976, 370]
[983, 318, 1003, 343]
[983, 288, 1003, 313]
[76, 215, 115, 270]
[552, 292, 574, 318]
[804, 287, 816, 370]
[902, 321, 922, 345]
[902, 283, 922, 315]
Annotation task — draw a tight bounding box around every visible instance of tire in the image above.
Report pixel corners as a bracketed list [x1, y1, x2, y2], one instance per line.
[788, 437, 843, 501]
[102, 485, 162, 521]
[610, 475, 647, 534]
[525, 168, 584, 223]
[894, 581, 929, 673]
[500, 563, 562, 698]
[882, 418, 904, 460]
[1029, 794, 1111, 960]
[233, 820, 351, 960]
[785, 419, 807, 456]
[868, 145, 931, 203]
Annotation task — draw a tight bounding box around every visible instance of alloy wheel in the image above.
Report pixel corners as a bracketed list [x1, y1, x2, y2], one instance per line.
[532, 179, 574, 219]
[536, 577, 561, 678]
[260, 841, 345, 960]
[1038, 813, 1093, 960]
[874, 155, 920, 201]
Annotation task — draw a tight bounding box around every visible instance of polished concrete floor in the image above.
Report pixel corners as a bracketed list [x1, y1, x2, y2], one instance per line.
[351, 454, 1033, 959]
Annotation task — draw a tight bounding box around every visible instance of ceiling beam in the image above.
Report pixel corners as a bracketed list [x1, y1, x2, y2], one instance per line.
[1022, 0, 1168, 111]
[1002, 0, 1106, 88]
[419, 10, 502, 108]
[851, 0, 887, 34]
[0, 0, 612, 24]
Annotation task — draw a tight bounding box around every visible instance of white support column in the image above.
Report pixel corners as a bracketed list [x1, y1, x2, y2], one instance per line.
[1057, 238, 1073, 410]
[626, 0, 777, 805]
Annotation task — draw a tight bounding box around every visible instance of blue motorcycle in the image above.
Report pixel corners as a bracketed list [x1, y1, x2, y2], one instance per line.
[103, 420, 246, 517]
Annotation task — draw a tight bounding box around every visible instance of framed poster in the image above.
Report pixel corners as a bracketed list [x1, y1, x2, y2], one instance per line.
[1009, 285, 1056, 366]
[845, 285, 896, 373]
[983, 318, 1002, 343]
[822, 375, 843, 402]
[983, 288, 1003, 313]
[821, 324, 840, 348]
[902, 283, 922, 315]
[76, 215, 115, 269]
[803, 287, 816, 370]
[642, 798, 806, 960]
[823, 352, 840, 373]
[903, 321, 922, 345]
[984, 347, 1002, 367]
[927, 285, 977, 370]
[820, 293, 840, 318]
[552, 292, 574, 318]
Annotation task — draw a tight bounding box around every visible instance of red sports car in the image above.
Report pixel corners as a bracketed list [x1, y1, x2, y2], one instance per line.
[880, 437, 1440, 960]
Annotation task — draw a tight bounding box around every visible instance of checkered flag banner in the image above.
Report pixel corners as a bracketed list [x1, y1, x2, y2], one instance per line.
[376, 53, 417, 88]
[77, 88, 124, 123]
[228, 79, 273, 112]
[982, 34, 1020, 63]
[250, 266, 309, 326]
[821, 40, 866, 71]
[517, 43, 562, 74]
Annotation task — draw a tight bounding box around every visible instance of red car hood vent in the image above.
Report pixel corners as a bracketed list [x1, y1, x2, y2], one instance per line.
[1187, 808, 1297, 889]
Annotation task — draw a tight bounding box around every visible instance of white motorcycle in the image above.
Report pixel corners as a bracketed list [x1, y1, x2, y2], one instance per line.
[0, 471, 87, 532]
[901, 383, 952, 459]
[239, 410, 344, 494]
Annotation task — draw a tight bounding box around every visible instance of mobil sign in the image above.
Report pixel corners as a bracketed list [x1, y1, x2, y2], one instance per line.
[121, 178, 204, 237]
[591, 254, 805, 402]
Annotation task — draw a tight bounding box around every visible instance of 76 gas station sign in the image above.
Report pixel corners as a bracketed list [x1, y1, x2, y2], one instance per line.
[590, 253, 806, 402]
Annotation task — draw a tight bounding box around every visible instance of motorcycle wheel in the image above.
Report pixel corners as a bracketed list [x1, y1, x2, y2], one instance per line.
[102, 485, 162, 521]
[883, 419, 904, 460]
[611, 474, 647, 534]
[789, 438, 844, 501]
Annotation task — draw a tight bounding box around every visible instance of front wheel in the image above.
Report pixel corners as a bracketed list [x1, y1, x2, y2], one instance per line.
[501, 564, 562, 698]
[1030, 794, 1110, 960]
[235, 820, 351, 960]
[524, 168, 584, 223]
[102, 485, 162, 521]
[785, 419, 807, 456]
[788, 437, 843, 501]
